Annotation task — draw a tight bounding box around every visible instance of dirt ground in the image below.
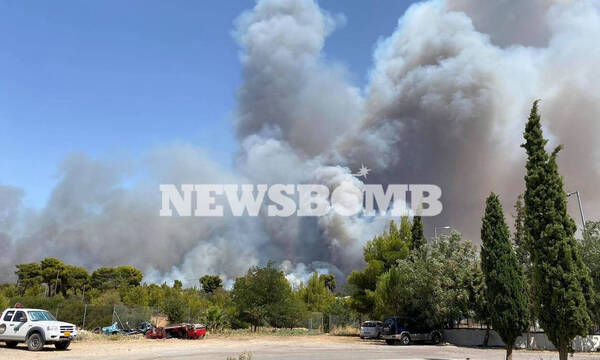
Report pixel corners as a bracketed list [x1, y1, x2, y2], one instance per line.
[2, 335, 600, 360]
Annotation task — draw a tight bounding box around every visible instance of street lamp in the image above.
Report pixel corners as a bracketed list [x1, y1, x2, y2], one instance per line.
[434, 226, 452, 238]
[567, 190, 586, 230]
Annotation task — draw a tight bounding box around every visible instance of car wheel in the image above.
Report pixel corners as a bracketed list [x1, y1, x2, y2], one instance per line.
[360, 336, 364, 339]
[400, 334, 410, 345]
[55, 341, 70, 350]
[5, 341, 18, 348]
[27, 332, 44, 351]
[431, 332, 441, 345]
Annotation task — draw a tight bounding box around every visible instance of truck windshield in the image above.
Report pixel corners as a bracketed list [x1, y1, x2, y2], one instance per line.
[28, 311, 56, 321]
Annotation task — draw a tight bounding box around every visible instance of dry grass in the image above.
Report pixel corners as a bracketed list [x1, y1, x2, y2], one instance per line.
[226, 352, 253, 360]
[329, 325, 360, 336]
[74, 329, 145, 342]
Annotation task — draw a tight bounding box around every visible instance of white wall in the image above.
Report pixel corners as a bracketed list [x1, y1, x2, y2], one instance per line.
[443, 329, 600, 352]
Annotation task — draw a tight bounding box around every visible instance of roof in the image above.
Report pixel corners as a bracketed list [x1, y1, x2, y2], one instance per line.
[3, 308, 48, 312]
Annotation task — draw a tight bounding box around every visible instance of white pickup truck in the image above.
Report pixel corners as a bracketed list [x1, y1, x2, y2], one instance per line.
[0, 307, 77, 351]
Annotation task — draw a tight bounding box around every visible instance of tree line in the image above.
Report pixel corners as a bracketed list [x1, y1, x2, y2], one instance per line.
[0, 258, 352, 332]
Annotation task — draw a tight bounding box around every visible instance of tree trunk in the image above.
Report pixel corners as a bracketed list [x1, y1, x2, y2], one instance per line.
[506, 344, 513, 360]
[483, 324, 490, 346]
[559, 342, 568, 360]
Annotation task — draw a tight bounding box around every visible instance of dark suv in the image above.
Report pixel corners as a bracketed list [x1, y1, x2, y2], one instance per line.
[381, 316, 442, 345]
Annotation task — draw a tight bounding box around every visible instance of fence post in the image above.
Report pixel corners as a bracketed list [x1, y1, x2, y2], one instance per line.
[55, 305, 59, 320]
[82, 304, 88, 330]
[320, 313, 323, 332]
[112, 304, 116, 324]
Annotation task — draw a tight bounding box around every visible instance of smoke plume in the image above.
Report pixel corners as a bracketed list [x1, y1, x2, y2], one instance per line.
[1, 0, 599, 286]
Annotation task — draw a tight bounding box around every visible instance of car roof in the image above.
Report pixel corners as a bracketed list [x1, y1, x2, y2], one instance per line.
[3, 308, 47, 312]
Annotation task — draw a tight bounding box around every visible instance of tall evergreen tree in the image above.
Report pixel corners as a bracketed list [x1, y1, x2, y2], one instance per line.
[481, 193, 529, 360]
[522, 100, 594, 360]
[512, 194, 530, 270]
[411, 216, 426, 250]
[512, 193, 535, 325]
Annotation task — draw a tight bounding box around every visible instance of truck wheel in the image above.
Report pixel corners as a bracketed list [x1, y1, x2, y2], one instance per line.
[55, 341, 71, 350]
[5, 341, 18, 348]
[385, 339, 395, 345]
[27, 333, 44, 351]
[400, 334, 410, 345]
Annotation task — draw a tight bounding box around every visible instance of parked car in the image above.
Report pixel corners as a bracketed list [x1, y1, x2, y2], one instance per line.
[0, 305, 77, 351]
[382, 316, 442, 345]
[360, 320, 383, 339]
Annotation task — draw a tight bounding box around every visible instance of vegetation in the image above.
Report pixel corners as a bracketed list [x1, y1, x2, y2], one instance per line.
[347, 218, 412, 315]
[374, 232, 480, 328]
[581, 221, 600, 323]
[200, 275, 223, 294]
[299, 272, 334, 312]
[231, 262, 305, 331]
[411, 216, 425, 251]
[481, 193, 529, 360]
[522, 100, 595, 360]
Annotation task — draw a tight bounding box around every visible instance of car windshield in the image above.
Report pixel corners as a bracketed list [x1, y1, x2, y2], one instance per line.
[362, 322, 376, 327]
[28, 311, 56, 321]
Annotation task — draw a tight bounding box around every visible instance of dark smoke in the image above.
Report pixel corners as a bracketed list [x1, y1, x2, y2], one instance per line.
[1, 0, 599, 286]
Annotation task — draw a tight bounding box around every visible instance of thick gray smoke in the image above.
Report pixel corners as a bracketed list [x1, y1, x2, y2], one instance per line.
[1, 0, 599, 286]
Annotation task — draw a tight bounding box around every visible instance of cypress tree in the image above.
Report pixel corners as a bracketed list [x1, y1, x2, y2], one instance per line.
[411, 216, 426, 250]
[522, 100, 594, 360]
[512, 194, 530, 271]
[481, 193, 529, 360]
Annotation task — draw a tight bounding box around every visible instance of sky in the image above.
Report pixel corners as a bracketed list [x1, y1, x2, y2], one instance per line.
[0, 0, 416, 207]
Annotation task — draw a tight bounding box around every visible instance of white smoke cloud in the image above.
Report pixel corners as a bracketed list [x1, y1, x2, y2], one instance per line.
[2, 0, 600, 286]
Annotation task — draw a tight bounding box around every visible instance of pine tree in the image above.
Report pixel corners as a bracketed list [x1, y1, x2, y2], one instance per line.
[522, 100, 594, 360]
[411, 216, 426, 250]
[481, 193, 529, 360]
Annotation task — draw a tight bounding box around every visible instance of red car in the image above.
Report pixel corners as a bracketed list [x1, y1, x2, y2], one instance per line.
[146, 323, 206, 339]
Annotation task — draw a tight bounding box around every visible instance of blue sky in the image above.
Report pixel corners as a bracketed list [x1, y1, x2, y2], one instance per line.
[0, 0, 416, 207]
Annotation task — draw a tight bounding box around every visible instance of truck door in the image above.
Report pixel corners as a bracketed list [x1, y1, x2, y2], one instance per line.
[9, 311, 31, 340]
[0, 310, 15, 340]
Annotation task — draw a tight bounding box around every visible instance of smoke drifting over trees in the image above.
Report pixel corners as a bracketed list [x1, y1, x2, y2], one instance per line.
[2, 0, 599, 286]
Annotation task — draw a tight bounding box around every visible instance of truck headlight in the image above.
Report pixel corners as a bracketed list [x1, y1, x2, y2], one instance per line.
[47, 326, 59, 332]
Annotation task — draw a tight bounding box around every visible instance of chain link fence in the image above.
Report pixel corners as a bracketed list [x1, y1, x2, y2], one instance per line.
[303, 312, 323, 331]
[25, 302, 325, 333]
[328, 313, 361, 335]
[50, 303, 159, 331]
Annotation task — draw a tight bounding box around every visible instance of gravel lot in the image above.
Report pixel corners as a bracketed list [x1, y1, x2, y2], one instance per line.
[2, 335, 600, 360]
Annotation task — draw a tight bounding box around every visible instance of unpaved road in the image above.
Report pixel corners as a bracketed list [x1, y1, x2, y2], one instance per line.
[1, 335, 600, 360]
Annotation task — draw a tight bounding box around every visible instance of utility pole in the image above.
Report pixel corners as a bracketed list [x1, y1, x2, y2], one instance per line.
[567, 191, 586, 230]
